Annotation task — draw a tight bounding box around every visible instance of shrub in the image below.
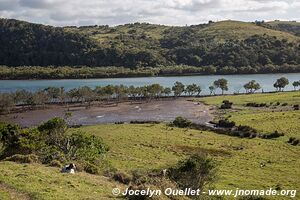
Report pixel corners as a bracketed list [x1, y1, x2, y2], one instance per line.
[292, 139, 300, 146]
[218, 120, 235, 128]
[83, 162, 100, 174]
[220, 100, 233, 109]
[169, 154, 216, 191]
[4, 154, 39, 163]
[0, 118, 108, 171]
[113, 171, 132, 184]
[288, 137, 300, 146]
[260, 131, 284, 139]
[281, 103, 288, 106]
[172, 116, 192, 128]
[293, 104, 299, 110]
[245, 102, 266, 107]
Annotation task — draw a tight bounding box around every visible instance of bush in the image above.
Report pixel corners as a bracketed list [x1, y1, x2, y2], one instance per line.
[83, 162, 100, 174]
[220, 100, 233, 109]
[218, 120, 235, 128]
[0, 118, 108, 170]
[4, 154, 39, 163]
[281, 103, 288, 106]
[172, 116, 192, 128]
[245, 102, 266, 107]
[113, 171, 132, 184]
[293, 104, 299, 110]
[288, 137, 300, 146]
[260, 131, 284, 139]
[169, 154, 216, 191]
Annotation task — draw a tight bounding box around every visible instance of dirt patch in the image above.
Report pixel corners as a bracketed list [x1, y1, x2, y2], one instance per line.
[0, 98, 213, 127]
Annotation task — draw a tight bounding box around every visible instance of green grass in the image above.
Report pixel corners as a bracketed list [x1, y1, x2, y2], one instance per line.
[1, 91, 300, 199]
[0, 162, 123, 200]
[0, 123, 299, 199]
[199, 91, 300, 137]
[77, 124, 300, 196]
[229, 110, 300, 138]
[200, 20, 299, 42]
[199, 91, 300, 106]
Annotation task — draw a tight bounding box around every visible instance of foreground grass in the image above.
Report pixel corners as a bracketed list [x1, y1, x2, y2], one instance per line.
[0, 162, 123, 200]
[0, 123, 299, 199]
[79, 124, 300, 196]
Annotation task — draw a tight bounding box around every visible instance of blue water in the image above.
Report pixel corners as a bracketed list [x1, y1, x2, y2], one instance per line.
[1, 73, 299, 95]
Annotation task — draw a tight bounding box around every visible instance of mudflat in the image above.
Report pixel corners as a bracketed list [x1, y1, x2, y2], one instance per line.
[0, 98, 213, 127]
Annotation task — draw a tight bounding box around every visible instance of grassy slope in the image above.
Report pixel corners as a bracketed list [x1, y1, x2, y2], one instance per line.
[0, 162, 123, 200]
[66, 20, 300, 47]
[78, 124, 300, 197]
[198, 20, 299, 42]
[1, 123, 299, 199]
[0, 91, 299, 199]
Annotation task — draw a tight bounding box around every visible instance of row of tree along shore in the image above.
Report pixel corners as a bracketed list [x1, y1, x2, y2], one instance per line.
[1, 65, 300, 80]
[0, 77, 300, 114]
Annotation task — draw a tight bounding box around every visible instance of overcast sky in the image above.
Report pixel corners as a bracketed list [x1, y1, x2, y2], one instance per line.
[0, 0, 300, 26]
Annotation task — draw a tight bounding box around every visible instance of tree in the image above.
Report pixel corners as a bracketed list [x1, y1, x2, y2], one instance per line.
[273, 77, 289, 91]
[32, 90, 49, 107]
[292, 81, 300, 91]
[78, 86, 95, 106]
[243, 80, 261, 93]
[163, 87, 172, 97]
[14, 89, 33, 105]
[186, 84, 198, 96]
[213, 79, 228, 95]
[209, 86, 215, 95]
[0, 93, 15, 114]
[44, 87, 60, 102]
[172, 82, 185, 97]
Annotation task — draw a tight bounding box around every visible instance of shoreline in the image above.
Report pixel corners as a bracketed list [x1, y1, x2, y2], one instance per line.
[1, 71, 300, 81]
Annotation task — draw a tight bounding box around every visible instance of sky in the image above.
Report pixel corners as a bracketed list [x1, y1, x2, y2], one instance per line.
[0, 0, 300, 26]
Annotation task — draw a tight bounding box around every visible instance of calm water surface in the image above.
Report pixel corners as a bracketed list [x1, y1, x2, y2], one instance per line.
[1, 73, 300, 95]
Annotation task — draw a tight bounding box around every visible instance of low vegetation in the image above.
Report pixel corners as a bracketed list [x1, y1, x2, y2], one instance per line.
[0, 118, 108, 173]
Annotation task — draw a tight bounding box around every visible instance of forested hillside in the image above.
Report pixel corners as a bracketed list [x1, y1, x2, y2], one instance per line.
[0, 19, 300, 73]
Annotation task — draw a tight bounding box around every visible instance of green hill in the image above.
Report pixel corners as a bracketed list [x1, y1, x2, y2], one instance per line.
[266, 20, 300, 36]
[0, 18, 299, 72]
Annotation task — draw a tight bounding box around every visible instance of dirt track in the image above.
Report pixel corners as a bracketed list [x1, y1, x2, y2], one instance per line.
[0, 98, 213, 127]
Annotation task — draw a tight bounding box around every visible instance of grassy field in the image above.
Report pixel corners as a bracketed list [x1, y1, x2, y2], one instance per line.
[0, 91, 300, 199]
[198, 91, 300, 138]
[0, 161, 125, 200]
[199, 91, 300, 106]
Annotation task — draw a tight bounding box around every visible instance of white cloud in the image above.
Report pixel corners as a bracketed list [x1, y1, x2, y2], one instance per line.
[0, 0, 299, 26]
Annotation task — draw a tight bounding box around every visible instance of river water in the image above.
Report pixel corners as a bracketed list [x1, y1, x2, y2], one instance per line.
[1, 73, 299, 95]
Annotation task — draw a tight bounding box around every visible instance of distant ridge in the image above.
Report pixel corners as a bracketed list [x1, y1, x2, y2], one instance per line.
[0, 18, 299, 70]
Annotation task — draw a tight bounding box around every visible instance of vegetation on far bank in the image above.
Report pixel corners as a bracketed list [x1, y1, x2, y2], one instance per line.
[0, 19, 300, 75]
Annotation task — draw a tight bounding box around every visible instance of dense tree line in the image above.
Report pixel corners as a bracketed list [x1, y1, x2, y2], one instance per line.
[0, 77, 297, 114]
[1, 65, 300, 79]
[0, 19, 299, 73]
